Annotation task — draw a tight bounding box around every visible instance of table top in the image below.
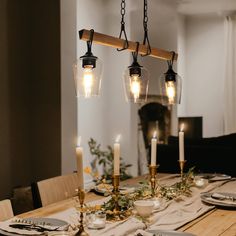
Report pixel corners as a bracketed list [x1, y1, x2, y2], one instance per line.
[18, 173, 236, 236]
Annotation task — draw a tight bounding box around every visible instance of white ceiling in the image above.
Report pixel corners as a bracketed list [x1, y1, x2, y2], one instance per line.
[177, 0, 236, 16]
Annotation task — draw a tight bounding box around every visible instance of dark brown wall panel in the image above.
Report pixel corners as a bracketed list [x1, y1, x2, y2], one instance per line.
[0, 0, 61, 199]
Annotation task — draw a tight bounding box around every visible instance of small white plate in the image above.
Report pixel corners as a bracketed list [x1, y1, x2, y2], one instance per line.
[195, 173, 231, 182]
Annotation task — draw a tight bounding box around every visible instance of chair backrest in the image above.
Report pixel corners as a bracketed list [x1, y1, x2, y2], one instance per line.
[36, 173, 81, 207]
[0, 199, 14, 221]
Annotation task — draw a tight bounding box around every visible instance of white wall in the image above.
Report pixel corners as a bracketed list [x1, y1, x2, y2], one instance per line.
[104, 0, 138, 176]
[178, 0, 236, 16]
[61, 0, 181, 181]
[75, 0, 139, 182]
[61, 1, 235, 184]
[61, 1, 227, 183]
[76, 0, 109, 185]
[60, 0, 77, 175]
[184, 15, 224, 137]
[60, 0, 136, 185]
[103, 0, 180, 174]
[177, 14, 187, 117]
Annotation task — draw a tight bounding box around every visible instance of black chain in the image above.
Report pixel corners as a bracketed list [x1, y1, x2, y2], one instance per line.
[142, 0, 151, 56]
[117, 0, 129, 51]
[143, 0, 148, 31]
[120, 0, 126, 25]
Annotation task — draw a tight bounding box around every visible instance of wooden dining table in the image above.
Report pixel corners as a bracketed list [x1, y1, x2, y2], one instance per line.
[17, 173, 236, 236]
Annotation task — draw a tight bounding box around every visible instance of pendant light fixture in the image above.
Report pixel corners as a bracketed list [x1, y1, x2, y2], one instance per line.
[159, 52, 182, 105]
[76, 1, 181, 103]
[123, 0, 150, 103]
[73, 29, 103, 98]
[124, 42, 149, 103]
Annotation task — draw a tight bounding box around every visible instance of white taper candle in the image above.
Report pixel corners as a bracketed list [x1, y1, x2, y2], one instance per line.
[114, 135, 121, 175]
[151, 131, 157, 166]
[76, 137, 84, 189]
[179, 124, 185, 161]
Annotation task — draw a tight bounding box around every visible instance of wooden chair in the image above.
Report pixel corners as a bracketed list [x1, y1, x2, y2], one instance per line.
[0, 199, 14, 221]
[33, 173, 82, 207]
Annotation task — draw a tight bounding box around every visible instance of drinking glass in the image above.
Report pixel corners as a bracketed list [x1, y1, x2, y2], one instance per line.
[86, 211, 106, 229]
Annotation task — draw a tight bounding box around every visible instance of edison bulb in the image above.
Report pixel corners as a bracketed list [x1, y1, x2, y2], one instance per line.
[83, 67, 94, 98]
[130, 75, 141, 103]
[165, 81, 176, 104]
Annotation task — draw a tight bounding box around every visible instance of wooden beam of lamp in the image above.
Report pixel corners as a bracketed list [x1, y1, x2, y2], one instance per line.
[79, 29, 178, 61]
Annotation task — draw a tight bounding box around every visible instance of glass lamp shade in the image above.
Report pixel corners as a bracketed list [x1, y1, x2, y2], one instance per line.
[123, 66, 149, 103]
[73, 57, 103, 98]
[159, 70, 182, 105]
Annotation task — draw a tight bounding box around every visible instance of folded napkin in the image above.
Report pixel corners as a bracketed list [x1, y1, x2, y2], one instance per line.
[0, 220, 43, 235]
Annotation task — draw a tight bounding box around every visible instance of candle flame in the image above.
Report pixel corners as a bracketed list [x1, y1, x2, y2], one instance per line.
[77, 136, 82, 146]
[115, 134, 121, 143]
[180, 123, 185, 132]
[153, 131, 157, 138]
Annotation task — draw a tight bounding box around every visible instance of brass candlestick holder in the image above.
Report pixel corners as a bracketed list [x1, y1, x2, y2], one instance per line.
[112, 174, 120, 212]
[178, 160, 186, 179]
[149, 165, 158, 197]
[76, 188, 89, 236]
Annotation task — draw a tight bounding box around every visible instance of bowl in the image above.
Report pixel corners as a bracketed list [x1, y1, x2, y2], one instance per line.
[134, 200, 154, 217]
[193, 176, 208, 188]
[86, 211, 106, 229]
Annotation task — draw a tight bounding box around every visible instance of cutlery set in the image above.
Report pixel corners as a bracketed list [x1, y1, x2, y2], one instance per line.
[9, 223, 61, 232]
[211, 193, 236, 202]
[9, 218, 63, 232]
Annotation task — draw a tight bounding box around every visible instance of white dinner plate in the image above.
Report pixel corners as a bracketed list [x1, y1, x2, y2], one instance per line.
[0, 218, 69, 236]
[0, 230, 17, 236]
[195, 173, 231, 182]
[147, 229, 196, 236]
[201, 192, 236, 208]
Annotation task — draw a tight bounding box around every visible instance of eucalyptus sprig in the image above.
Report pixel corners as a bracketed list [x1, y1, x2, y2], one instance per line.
[157, 167, 195, 200]
[101, 193, 134, 221]
[134, 168, 195, 201]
